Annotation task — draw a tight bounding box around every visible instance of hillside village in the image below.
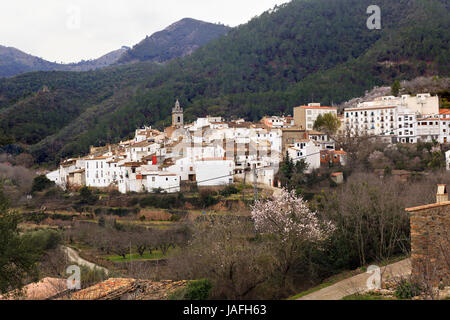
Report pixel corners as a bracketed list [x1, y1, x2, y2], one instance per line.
[46, 93, 450, 193]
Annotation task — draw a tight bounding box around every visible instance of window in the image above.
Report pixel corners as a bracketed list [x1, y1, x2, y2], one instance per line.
[152, 177, 155, 182]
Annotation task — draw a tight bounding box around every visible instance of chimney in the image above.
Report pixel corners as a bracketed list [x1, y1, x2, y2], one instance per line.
[436, 184, 448, 203]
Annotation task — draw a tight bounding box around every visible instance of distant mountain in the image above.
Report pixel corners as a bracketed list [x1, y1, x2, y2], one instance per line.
[0, 45, 58, 77]
[62, 47, 130, 72]
[0, 45, 129, 77]
[0, 17, 229, 77]
[117, 18, 231, 64]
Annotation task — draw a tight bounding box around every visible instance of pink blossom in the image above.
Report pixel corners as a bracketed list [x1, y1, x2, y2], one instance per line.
[251, 188, 334, 242]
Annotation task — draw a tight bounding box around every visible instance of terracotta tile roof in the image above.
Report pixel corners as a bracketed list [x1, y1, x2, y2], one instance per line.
[106, 159, 121, 163]
[439, 109, 450, 115]
[1, 278, 68, 300]
[131, 140, 156, 148]
[307, 130, 326, 135]
[67, 278, 187, 300]
[120, 161, 145, 167]
[297, 105, 336, 110]
[406, 201, 450, 212]
[331, 172, 343, 177]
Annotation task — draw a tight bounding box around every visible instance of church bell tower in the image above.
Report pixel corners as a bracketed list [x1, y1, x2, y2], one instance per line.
[172, 99, 184, 128]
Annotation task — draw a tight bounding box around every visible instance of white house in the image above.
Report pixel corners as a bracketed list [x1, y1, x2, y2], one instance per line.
[308, 131, 335, 150]
[194, 158, 235, 186]
[85, 156, 115, 188]
[127, 141, 160, 162]
[256, 167, 276, 187]
[47, 158, 85, 189]
[186, 144, 225, 161]
[144, 172, 180, 193]
[287, 140, 321, 173]
[46, 169, 60, 186]
[165, 157, 196, 182]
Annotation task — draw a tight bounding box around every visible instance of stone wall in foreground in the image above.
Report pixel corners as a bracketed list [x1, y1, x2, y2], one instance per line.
[409, 204, 450, 286]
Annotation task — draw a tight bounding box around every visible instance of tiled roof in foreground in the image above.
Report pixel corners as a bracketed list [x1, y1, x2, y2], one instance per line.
[406, 201, 450, 212]
[66, 278, 187, 300]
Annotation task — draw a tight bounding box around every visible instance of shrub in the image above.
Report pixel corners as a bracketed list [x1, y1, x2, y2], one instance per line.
[98, 216, 106, 227]
[23, 229, 62, 252]
[198, 190, 218, 208]
[184, 279, 213, 300]
[31, 175, 54, 193]
[170, 279, 212, 300]
[78, 187, 97, 205]
[139, 195, 179, 209]
[219, 185, 239, 197]
[395, 279, 422, 299]
[169, 214, 181, 222]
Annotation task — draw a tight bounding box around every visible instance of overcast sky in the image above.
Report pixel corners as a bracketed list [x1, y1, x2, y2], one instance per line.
[0, 0, 289, 63]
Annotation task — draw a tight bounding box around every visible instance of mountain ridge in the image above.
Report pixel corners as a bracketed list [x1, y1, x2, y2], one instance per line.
[117, 18, 230, 64]
[0, 18, 229, 77]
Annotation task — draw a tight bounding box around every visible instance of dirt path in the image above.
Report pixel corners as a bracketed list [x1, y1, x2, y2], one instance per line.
[298, 259, 411, 300]
[62, 246, 109, 275]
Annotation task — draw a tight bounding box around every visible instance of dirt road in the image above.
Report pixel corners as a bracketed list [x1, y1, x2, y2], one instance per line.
[62, 246, 109, 275]
[298, 259, 411, 300]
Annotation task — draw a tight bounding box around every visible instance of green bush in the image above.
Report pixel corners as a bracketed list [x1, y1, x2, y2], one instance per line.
[184, 279, 213, 300]
[169, 214, 181, 222]
[98, 216, 106, 227]
[169, 279, 213, 300]
[78, 187, 98, 205]
[93, 207, 139, 217]
[198, 190, 218, 208]
[219, 185, 239, 197]
[139, 195, 180, 209]
[394, 279, 422, 299]
[23, 229, 62, 252]
[25, 211, 47, 224]
[31, 175, 54, 193]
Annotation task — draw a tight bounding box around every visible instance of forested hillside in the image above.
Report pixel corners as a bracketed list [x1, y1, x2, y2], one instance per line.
[0, 0, 449, 164]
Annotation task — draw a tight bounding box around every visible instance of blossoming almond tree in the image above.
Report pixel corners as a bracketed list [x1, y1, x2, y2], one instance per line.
[251, 188, 335, 290]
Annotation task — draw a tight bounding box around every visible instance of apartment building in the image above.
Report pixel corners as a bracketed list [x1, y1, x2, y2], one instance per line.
[293, 103, 338, 130]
